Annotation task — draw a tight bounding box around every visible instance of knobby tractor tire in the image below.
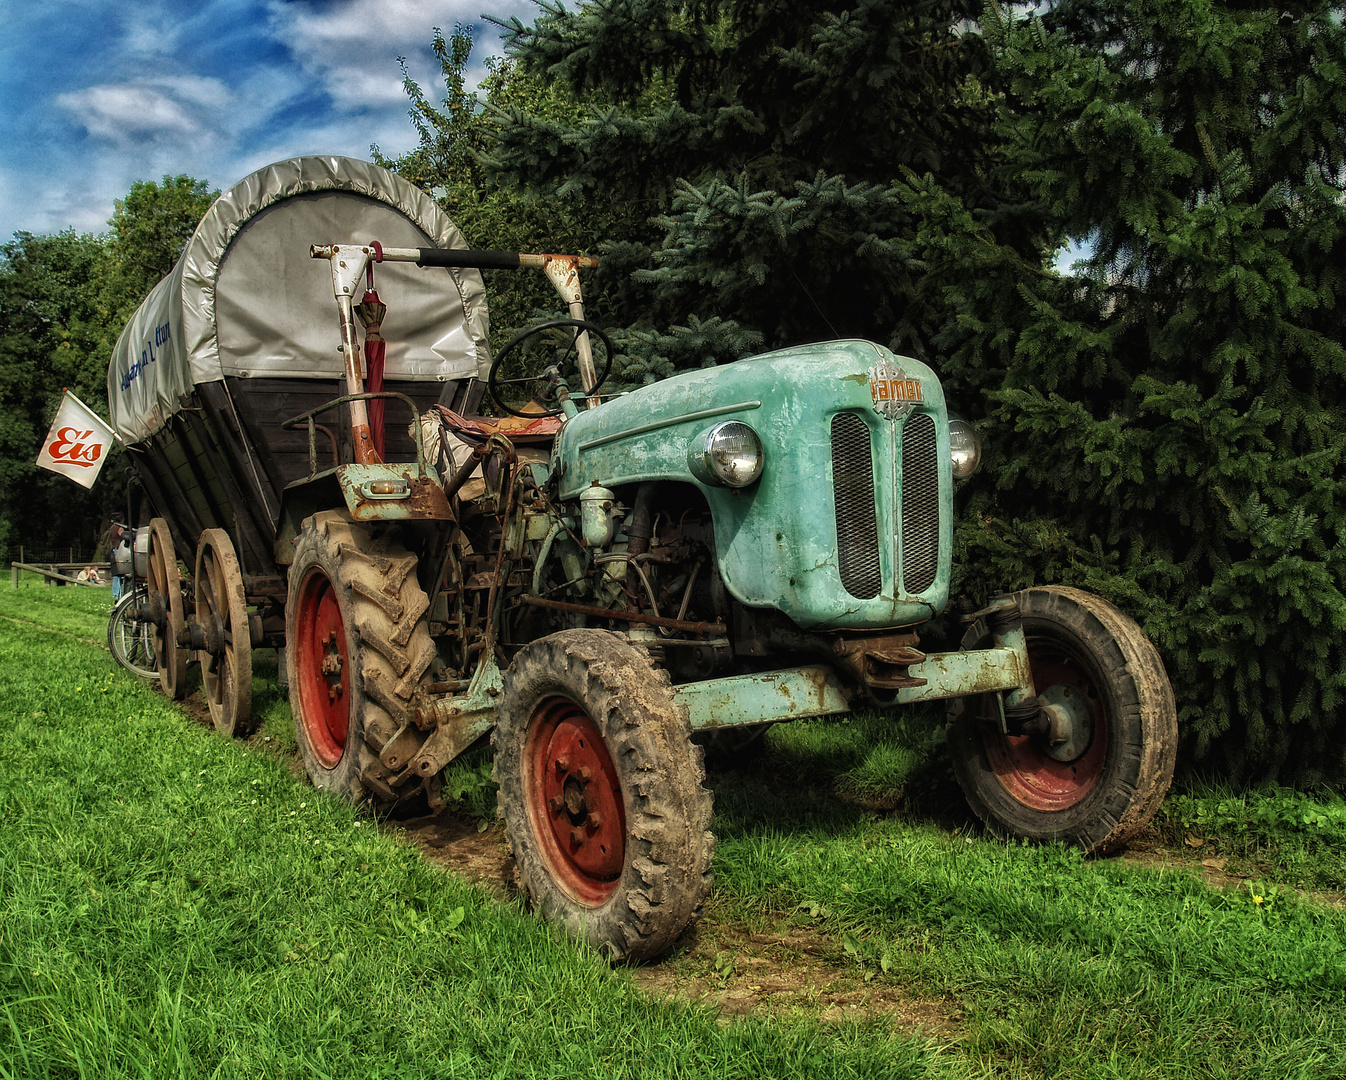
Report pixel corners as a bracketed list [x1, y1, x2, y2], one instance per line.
[286, 511, 436, 804]
[948, 586, 1178, 854]
[494, 629, 715, 962]
[108, 590, 156, 679]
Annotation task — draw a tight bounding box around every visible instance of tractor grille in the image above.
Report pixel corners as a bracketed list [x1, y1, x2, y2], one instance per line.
[831, 412, 882, 599]
[901, 413, 940, 594]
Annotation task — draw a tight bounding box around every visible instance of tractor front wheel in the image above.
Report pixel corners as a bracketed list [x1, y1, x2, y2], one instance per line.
[948, 586, 1177, 853]
[494, 629, 714, 961]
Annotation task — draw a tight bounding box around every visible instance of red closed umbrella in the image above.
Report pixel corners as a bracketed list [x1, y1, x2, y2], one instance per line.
[355, 283, 387, 461]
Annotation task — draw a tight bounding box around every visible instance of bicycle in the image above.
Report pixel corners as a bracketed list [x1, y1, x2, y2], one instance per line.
[108, 581, 156, 678]
[106, 522, 156, 679]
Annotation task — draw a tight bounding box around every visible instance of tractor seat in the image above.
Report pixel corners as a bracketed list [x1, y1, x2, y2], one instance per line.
[427, 405, 559, 504]
[434, 405, 563, 447]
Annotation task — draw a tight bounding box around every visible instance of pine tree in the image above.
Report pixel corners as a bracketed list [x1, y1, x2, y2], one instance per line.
[481, 0, 1028, 379]
[939, 0, 1346, 781]
[377, 27, 637, 349]
[465, 0, 1346, 780]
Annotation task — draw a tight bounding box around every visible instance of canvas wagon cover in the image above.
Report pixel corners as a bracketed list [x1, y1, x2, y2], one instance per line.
[108, 156, 491, 443]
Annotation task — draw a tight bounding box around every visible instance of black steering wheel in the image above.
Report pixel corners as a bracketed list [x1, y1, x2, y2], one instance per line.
[486, 318, 615, 418]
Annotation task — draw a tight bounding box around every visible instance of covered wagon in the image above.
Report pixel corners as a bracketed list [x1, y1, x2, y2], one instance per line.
[108, 155, 492, 730]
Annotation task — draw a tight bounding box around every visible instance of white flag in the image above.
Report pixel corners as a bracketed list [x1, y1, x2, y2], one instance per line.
[35, 390, 119, 490]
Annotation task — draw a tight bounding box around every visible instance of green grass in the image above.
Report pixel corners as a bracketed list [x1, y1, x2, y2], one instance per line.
[1157, 781, 1346, 891]
[3, 586, 1345, 1079]
[702, 714, 1346, 1077]
[1, 577, 110, 641]
[0, 587, 938, 1079]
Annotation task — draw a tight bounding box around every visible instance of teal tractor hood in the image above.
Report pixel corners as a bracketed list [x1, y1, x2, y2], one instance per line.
[555, 340, 952, 631]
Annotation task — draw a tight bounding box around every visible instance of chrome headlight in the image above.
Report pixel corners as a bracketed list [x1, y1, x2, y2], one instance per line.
[694, 421, 764, 488]
[948, 416, 981, 480]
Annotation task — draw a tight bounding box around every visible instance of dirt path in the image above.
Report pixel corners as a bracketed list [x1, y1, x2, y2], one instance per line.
[391, 806, 968, 1034]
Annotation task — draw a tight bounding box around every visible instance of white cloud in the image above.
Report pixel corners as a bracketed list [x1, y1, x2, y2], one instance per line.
[0, 162, 122, 238]
[265, 0, 533, 108]
[57, 76, 232, 145]
[116, 5, 184, 60]
[0, 0, 540, 243]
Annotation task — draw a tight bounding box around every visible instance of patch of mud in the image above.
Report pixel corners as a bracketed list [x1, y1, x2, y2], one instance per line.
[635, 921, 965, 1034]
[390, 808, 964, 1033]
[393, 813, 516, 898]
[179, 689, 215, 731]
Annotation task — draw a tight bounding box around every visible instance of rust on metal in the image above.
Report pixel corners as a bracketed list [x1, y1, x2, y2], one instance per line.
[283, 391, 431, 480]
[409, 697, 496, 777]
[376, 720, 428, 773]
[894, 647, 1026, 704]
[349, 473, 453, 521]
[540, 255, 601, 407]
[516, 594, 727, 635]
[675, 665, 853, 731]
[443, 441, 491, 502]
[832, 631, 928, 690]
[240, 575, 287, 599]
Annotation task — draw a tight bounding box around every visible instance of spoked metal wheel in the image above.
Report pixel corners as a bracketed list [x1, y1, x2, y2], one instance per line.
[107, 586, 156, 679]
[194, 529, 252, 737]
[948, 586, 1178, 853]
[146, 517, 187, 699]
[495, 629, 714, 962]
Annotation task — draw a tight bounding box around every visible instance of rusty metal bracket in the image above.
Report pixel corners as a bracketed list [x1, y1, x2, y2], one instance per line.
[406, 652, 505, 780]
[283, 391, 430, 480]
[831, 632, 928, 691]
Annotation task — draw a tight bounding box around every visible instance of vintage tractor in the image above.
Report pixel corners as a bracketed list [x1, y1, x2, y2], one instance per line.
[110, 157, 1177, 961]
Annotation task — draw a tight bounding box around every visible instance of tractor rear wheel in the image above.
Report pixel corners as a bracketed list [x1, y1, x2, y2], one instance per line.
[494, 629, 714, 962]
[285, 512, 435, 803]
[948, 586, 1177, 853]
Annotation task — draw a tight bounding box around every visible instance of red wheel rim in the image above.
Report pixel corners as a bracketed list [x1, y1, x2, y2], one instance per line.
[294, 567, 349, 770]
[985, 638, 1108, 811]
[524, 697, 626, 906]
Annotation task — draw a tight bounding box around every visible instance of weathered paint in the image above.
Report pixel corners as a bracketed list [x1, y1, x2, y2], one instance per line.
[675, 647, 1028, 731]
[555, 340, 951, 631]
[894, 647, 1027, 704]
[336, 464, 453, 521]
[675, 665, 852, 730]
[410, 654, 505, 777]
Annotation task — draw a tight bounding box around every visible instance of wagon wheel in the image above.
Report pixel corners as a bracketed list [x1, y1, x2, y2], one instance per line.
[146, 518, 187, 700]
[194, 529, 253, 737]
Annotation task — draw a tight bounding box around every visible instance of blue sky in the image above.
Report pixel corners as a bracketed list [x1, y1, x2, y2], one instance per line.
[0, 0, 535, 243]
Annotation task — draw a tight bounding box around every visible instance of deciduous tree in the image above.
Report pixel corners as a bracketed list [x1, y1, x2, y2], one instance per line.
[0, 175, 215, 555]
